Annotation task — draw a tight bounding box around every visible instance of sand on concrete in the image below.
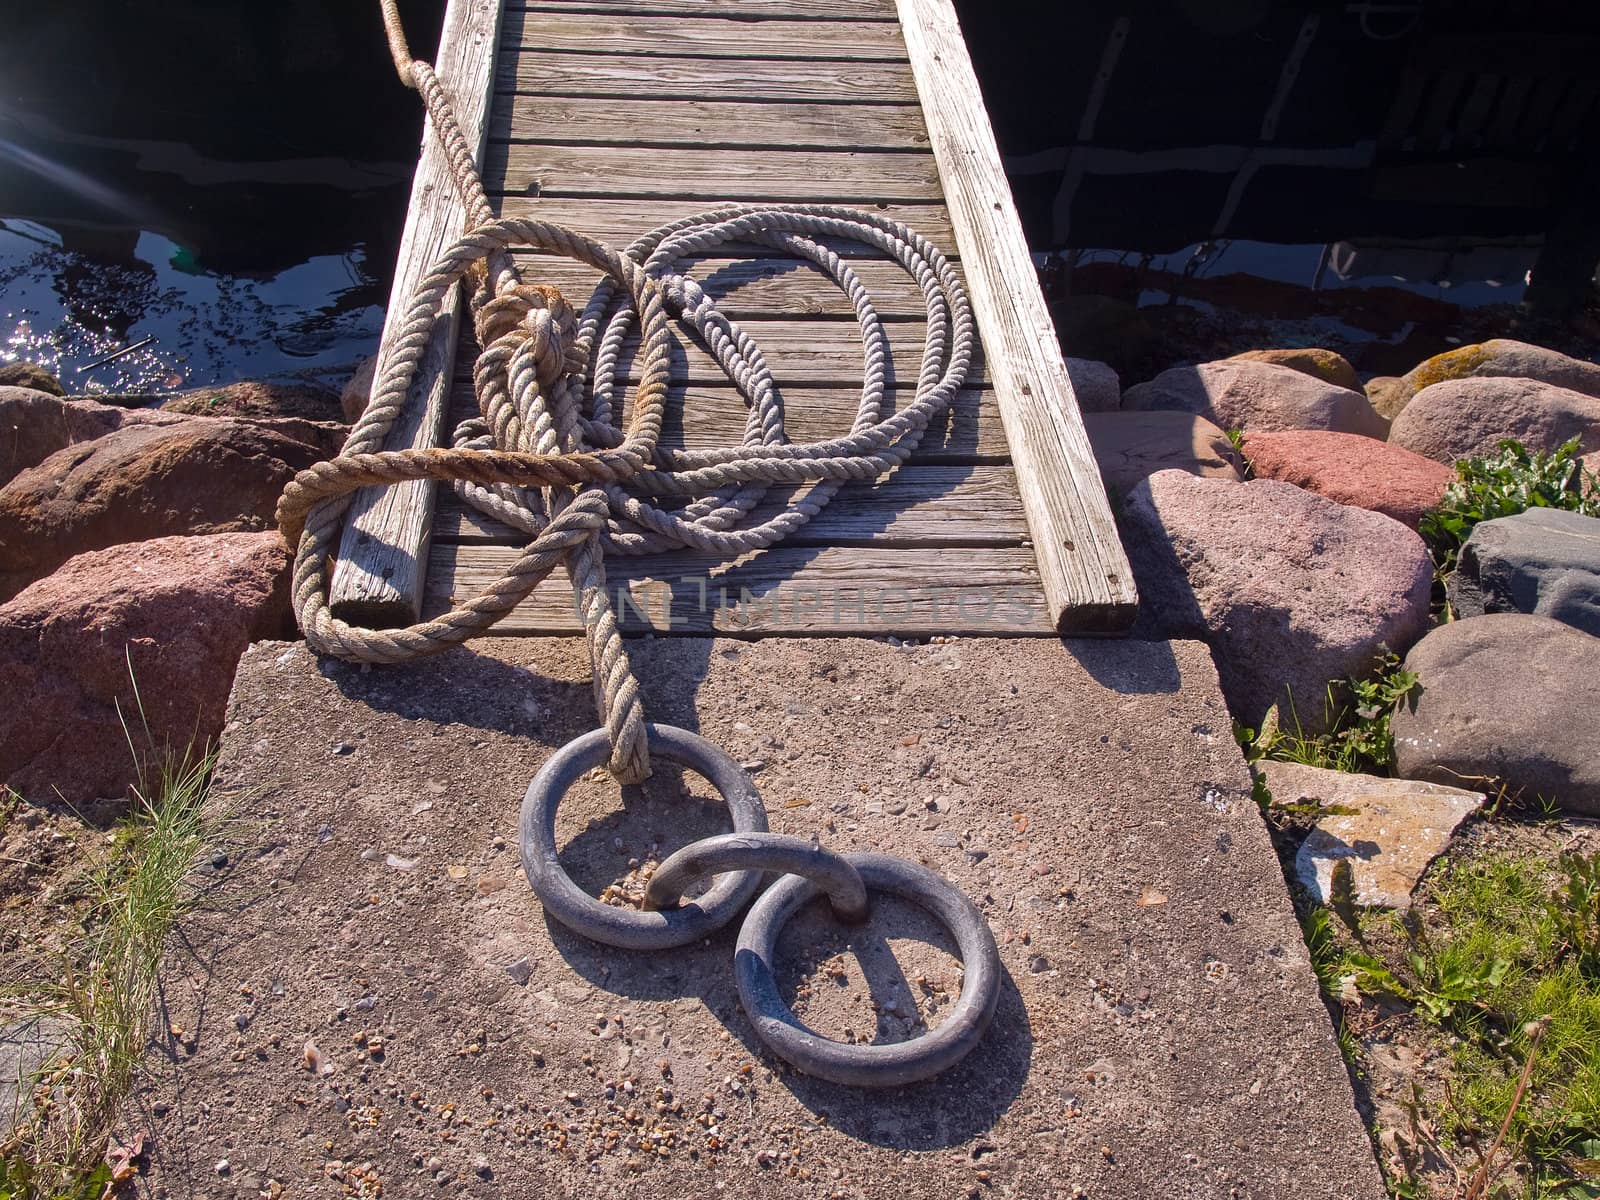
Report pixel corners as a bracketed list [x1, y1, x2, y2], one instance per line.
[138, 635, 1384, 1199]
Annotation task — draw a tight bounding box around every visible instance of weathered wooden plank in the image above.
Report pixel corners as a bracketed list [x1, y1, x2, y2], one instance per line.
[451, 317, 982, 386]
[512, 0, 898, 19]
[436, 464, 1026, 545]
[427, 543, 1052, 635]
[505, 253, 957, 320]
[445, 381, 1008, 459]
[498, 53, 919, 103]
[897, 0, 1136, 631]
[492, 196, 957, 252]
[486, 143, 941, 202]
[329, 0, 503, 625]
[503, 10, 907, 59]
[491, 96, 930, 150]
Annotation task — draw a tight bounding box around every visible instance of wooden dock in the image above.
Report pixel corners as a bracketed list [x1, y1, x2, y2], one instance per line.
[330, 0, 1135, 639]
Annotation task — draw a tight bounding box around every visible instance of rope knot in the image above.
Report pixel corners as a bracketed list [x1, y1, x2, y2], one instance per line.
[475, 282, 578, 388]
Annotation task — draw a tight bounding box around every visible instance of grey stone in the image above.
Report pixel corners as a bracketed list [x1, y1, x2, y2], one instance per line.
[1122, 360, 1387, 438]
[1121, 470, 1434, 732]
[1262, 762, 1482, 910]
[1448, 508, 1600, 636]
[1, 1016, 69, 1133]
[1064, 357, 1121, 413]
[141, 636, 1386, 1199]
[1393, 614, 1600, 813]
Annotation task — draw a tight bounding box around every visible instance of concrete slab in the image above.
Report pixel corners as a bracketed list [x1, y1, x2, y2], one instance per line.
[138, 637, 1384, 1199]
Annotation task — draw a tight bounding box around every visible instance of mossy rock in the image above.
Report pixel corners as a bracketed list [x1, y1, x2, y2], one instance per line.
[1401, 343, 1497, 394]
[1229, 348, 1358, 391]
[1364, 375, 1411, 422]
[0, 362, 65, 397]
[1389, 339, 1600, 413]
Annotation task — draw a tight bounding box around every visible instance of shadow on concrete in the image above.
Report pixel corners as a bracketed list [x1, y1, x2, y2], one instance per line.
[1060, 634, 1184, 695]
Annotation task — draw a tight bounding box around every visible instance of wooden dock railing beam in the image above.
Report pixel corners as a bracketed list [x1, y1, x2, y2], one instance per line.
[896, 0, 1138, 631]
[330, 0, 504, 625]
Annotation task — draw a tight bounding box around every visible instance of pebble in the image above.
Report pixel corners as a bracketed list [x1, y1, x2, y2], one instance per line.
[332, 742, 355, 756]
[386, 854, 417, 870]
[360, 848, 380, 862]
[215, 1159, 231, 1176]
[505, 957, 533, 986]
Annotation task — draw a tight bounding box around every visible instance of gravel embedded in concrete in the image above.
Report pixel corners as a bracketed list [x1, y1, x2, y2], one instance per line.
[139, 636, 1385, 1198]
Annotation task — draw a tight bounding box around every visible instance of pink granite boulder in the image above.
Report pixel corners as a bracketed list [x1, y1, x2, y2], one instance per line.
[1240, 429, 1454, 528]
[1120, 471, 1433, 732]
[0, 532, 291, 812]
[1064, 357, 1122, 413]
[0, 388, 190, 487]
[0, 417, 339, 601]
[1122, 360, 1387, 439]
[1389, 377, 1600, 464]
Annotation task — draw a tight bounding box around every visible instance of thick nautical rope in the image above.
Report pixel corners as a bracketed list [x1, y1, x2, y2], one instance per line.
[277, 3, 975, 783]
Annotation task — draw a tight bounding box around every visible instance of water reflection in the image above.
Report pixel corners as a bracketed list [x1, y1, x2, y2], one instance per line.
[0, 0, 443, 390]
[0, 221, 385, 392]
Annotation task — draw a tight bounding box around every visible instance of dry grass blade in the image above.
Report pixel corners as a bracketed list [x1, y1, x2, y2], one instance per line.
[1462, 1017, 1551, 1200]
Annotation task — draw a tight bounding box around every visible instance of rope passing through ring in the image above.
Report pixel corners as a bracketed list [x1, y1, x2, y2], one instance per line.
[274, 2, 1002, 1084]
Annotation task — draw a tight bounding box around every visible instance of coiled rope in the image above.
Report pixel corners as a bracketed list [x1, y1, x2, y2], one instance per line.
[276, 1, 975, 783]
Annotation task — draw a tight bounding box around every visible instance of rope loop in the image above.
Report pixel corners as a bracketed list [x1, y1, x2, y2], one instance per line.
[278, 4, 975, 783]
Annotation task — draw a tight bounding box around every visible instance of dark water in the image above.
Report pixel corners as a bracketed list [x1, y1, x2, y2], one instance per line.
[957, 0, 1600, 377]
[0, 1, 444, 392]
[3, 0, 1596, 394]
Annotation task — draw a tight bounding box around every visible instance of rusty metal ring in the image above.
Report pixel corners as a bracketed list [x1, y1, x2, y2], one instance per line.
[733, 852, 1001, 1087]
[519, 724, 768, 950]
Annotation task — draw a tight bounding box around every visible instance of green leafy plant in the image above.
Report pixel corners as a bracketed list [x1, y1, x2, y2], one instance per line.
[1554, 852, 1600, 976]
[1242, 651, 1420, 775]
[1420, 437, 1600, 578]
[1406, 949, 1509, 1027]
[1223, 426, 1255, 480]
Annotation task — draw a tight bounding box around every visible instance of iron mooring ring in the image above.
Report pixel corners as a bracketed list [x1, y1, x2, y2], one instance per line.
[519, 723, 768, 950]
[734, 852, 1003, 1088]
[644, 832, 870, 924]
[522, 729, 1001, 1085]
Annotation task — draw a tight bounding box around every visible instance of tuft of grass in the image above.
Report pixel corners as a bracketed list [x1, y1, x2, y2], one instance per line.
[1, 748, 217, 1198]
[1419, 437, 1600, 584]
[1305, 849, 1600, 1196]
[1236, 650, 1419, 776]
[2, 660, 228, 1199]
[1418, 853, 1600, 1174]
